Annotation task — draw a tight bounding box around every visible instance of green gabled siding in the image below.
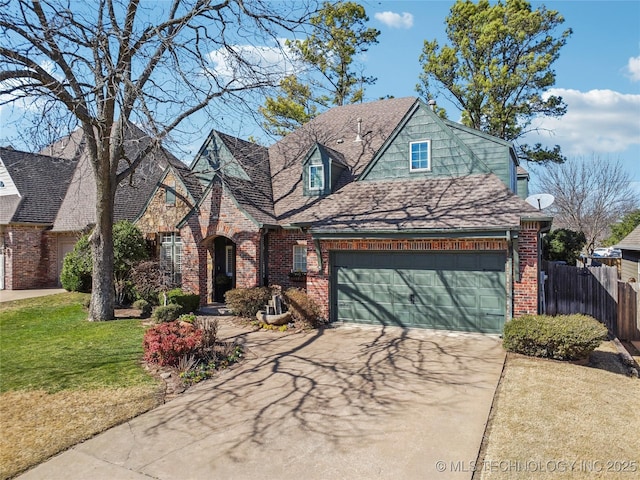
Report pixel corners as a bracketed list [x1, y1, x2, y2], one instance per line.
[517, 176, 529, 199]
[448, 127, 511, 187]
[362, 107, 491, 181]
[302, 144, 347, 196]
[190, 133, 250, 185]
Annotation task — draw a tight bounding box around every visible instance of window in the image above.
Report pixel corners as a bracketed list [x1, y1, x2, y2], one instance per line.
[160, 233, 182, 285]
[309, 164, 324, 190]
[293, 245, 307, 273]
[165, 180, 176, 205]
[225, 245, 234, 276]
[409, 140, 431, 171]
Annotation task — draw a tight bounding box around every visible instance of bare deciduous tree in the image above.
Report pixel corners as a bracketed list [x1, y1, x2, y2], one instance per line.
[0, 0, 313, 320]
[537, 156, 639, 253]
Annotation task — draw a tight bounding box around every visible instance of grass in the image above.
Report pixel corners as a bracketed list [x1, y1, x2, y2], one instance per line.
[0, 293, 162, 479]
[478, 345, 640, 480]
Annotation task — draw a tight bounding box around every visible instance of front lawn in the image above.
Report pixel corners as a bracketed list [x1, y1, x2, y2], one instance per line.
[477, 347, 640, 480]
[0, 293, 162, 479]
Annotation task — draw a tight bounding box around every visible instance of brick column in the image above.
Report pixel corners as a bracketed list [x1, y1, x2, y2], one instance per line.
[514, 221, 540, 316]
[306, 235, 329, 320]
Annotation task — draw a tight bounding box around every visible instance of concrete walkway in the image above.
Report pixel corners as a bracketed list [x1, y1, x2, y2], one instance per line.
[18, 321, 506, 480]
[0, 288, 66, 303]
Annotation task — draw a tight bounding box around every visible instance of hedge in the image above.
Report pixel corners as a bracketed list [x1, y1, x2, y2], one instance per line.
[503, 314, 608, 360]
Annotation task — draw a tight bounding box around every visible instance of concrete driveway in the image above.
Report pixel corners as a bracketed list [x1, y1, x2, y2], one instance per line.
[19, 321, 505, 480]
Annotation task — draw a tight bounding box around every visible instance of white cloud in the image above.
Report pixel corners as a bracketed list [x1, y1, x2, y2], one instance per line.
[525, 88, 640, 155]
[626, 56, 640, 82]
[374, 11, 414, 29]
[207, 39, 303, 85]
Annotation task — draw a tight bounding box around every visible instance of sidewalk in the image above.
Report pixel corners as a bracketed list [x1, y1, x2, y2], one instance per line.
[0, 288, 66, 303]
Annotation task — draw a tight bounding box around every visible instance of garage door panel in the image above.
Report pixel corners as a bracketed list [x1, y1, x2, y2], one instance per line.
[477, 274, 503, 289]
[455, 275, 479, 288]
[333, 251, 506, 333]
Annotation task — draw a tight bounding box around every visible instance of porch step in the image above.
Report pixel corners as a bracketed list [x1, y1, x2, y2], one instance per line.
[199, 304, 232, 316]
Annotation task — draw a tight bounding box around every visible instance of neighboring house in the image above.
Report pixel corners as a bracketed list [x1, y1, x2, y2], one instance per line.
[615, 225, 640, 282]
[1, 124, 185, 290]
[0, 148, 78, 290]
[138, 97, 550, 333]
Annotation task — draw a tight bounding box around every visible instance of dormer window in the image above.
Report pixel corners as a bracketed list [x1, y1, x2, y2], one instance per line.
[309, 164, 324, 190]
[409, 140, 431, 172]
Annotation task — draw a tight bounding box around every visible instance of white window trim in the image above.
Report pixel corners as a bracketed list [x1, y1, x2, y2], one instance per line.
[309, 164, 324, 190]
[409, 140, 432, 172]
[292, 245, 307, 273]
[160, 233, 182, 284]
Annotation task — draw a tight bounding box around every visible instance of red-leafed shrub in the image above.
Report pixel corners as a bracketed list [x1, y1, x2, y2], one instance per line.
[143, 321, 203, 367]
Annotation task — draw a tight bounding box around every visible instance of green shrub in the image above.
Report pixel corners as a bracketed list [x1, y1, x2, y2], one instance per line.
[284, 288, 324, 328]
[225, 287, 273, 318]
[152, 304, 183, 323]
[160, 288, 200, 314]
[503, 314, 608, 360]
[133, 299, 152, 317]
[178, 313, 197, 324]
[60, 235, 92, 292]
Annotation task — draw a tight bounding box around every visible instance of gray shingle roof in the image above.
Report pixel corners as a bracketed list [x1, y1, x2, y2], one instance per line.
[216, 131, 276, 225]
[615, 225, 640, 251]
[269, 97, 418, 222]
[49, 124, 188, 231]
[0, 147, 78, 224]
[285, 173, 546, 232]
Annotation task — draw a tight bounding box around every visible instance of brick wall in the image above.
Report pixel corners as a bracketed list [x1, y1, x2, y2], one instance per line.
[180, 181, 261, 305]
[266, 230, 308, 289]
[514, 221, 540, 316]
[3, 225, 56, 289]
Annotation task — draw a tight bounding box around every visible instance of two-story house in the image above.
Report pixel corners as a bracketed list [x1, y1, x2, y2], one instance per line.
[138, 97, 549, 333]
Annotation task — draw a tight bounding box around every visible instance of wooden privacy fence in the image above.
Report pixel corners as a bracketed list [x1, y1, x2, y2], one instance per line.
[543, 261, 640, 341]
[618, 282, 640, 341]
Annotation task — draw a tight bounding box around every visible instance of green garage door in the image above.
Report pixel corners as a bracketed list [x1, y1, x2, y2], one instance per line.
[332, 251, 506, 333]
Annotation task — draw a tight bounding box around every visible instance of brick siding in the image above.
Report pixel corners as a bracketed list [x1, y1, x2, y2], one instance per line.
[180, 182, 261, 305]
[513, 221, 540, 316]
[266, 230, 308, 289]
[3, 225, 57, 289]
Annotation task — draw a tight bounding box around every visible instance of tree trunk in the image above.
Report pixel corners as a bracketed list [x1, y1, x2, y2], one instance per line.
[88, 159, 116, 321]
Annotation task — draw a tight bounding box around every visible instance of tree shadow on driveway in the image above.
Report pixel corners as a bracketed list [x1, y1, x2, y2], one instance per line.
[78, 322, 505, 479]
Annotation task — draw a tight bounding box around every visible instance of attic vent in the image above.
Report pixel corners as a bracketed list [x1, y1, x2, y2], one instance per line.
[336, 139, 344, 144]
[354, 118, 363, 142]
[428, 99, 437, 111]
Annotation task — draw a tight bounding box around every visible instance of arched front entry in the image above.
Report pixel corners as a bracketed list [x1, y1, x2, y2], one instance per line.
[203, 235, 235, 303]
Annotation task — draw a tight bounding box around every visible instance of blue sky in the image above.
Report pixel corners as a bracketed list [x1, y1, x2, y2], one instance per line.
[358, 0, 640, 194]
[1, 0, 638, 196]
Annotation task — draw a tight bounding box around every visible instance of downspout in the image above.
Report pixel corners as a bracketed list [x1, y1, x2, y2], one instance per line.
[313, 238, 323, 273]
[537, 222, 552, 314]
[506, 229, 519, 323]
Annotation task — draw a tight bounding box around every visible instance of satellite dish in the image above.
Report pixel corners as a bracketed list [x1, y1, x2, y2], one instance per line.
[526, 193, 555, 210]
